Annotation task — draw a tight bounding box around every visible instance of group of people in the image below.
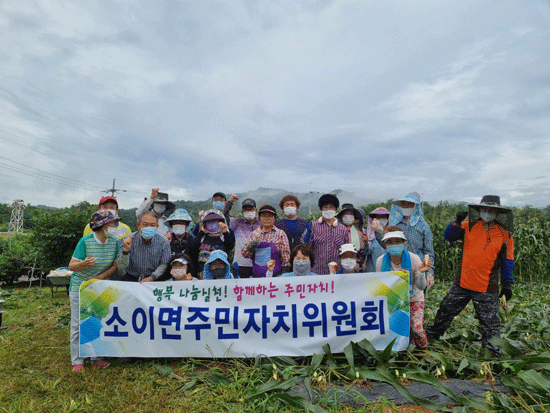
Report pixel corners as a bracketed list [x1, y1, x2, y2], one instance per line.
[68, 189, 515, 372]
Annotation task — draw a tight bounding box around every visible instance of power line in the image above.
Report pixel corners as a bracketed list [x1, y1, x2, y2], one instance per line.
[0, 155, 105, 191]
[0, 162, 104, 191]
[0, 130, 113, 178]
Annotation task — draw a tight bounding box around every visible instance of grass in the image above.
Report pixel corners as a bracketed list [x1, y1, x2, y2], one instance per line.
[1, 281, 549, 413]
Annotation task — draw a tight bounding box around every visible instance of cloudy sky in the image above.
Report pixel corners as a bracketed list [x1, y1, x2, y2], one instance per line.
[1, 0, 549, 209]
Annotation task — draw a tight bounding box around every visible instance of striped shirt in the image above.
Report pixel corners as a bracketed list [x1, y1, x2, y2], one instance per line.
[118, 232, 171, 280]
[230, 217, 261, 267]
[395, 218, 434, 275]
[301, 219, 350, 275]
[241, 227, 291, 267]
[70, 233, 119, 291]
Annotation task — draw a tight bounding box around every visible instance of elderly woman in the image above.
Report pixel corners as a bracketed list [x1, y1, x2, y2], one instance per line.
[165, 209, 195, 256]
[279, 244, 317, 277]
[68, 210, 121, 372]
[242, 204, 291, 277]
[376, 225, 433, 349]
[389, 192, 434, 287]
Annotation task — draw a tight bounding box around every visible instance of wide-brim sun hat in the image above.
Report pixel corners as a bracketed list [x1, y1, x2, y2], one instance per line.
[201, 209, 226, 223]
[468, 195, 511, 213]
[90, 210, 121, 230]
[153, 192, 175, 211]
[337, 203, 361, 220]
[368, 207, 390, 219]
[165, 209, 192, 228]
[393, 191, 420, 206]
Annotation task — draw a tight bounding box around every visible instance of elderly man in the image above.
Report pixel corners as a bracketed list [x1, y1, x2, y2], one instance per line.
[83, 196, 132, 240]
[301, 194, 350, 275]
[426, 195, 514, 355]
[116, 211, 171, 282]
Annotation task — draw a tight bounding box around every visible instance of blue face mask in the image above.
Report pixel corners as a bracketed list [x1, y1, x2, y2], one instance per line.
[387, 244, 404, 257]
[141, 227, 157, 240]
[213, 201, 225, 210]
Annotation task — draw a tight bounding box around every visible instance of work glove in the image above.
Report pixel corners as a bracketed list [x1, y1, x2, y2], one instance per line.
[500, 286, 512, 301]
[455, 211, 468, 224]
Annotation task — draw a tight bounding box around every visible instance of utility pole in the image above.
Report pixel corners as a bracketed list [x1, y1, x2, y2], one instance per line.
[103, 179, 126, 197]
[8, 199, 25, 235]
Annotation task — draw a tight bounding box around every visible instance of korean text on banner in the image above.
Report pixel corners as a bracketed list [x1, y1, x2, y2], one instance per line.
[79, 272, 410, 358]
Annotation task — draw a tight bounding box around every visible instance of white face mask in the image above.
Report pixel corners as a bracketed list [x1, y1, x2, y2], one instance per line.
[378, 218, 388, 227]
[153, 204, 166, 214]
[401, 207, 414, 216]
[172, 224, 187, 236]
[322, 210, 337, 220]
[105, 227, 118, 237]
[341, 258, 357, 272]
[284, 207, 297, 217]
[480, 211, 496, 222]
[105, 209, 118, 217]
[243, 211, 257, 221]
[342, 215, 355, 225]
[170, 268, 187, 279]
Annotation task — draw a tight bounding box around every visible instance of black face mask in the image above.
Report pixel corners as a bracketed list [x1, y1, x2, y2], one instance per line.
[211, 268, 226, 279]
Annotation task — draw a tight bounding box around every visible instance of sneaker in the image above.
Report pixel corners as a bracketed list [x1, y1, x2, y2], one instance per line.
[72, 364, 85, 373]
[92, 360, 110, 368]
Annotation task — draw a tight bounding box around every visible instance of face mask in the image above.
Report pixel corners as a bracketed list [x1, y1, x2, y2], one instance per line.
[480, 211, 496, 222]
[401, 207, 414, 216]
[140, 227, 157, 239]
[284, 207, 297, 217]
[153, 204, 166, 214]
[341, 258, 357, 272]
[322, 210, 337, 220]
[387, 244, 404, 256]
[205, 220, 221, 234]
[171, 268, 187, 279]
[105, 209, 117, 217]
[243, 211, 256, 221]
[213, 201, 225, 210]
[105, 227, 118, 237]
[172, 224, 187, 236]
[342, 215, 355, 225]
[378, 218, 388, 227]
[211, 268, 226, 279]
[293, 259, 311, 275]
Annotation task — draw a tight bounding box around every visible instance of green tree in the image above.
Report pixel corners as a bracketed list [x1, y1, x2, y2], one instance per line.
[30, 205, 94, 272]
[0, 235, 38, 285]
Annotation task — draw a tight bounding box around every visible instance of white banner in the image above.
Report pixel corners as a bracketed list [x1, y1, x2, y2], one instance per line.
[79, 272, 411, 358]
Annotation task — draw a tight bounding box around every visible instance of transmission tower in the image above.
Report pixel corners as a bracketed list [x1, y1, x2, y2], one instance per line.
[8, 199, 25, 234]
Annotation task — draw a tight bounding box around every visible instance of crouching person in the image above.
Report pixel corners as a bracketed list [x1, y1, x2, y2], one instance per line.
[203, 250, 234, 280]
[169, 253, 195, 281]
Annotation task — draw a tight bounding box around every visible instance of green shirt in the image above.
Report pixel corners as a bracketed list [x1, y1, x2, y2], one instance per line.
[70, 233, 119, 291]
